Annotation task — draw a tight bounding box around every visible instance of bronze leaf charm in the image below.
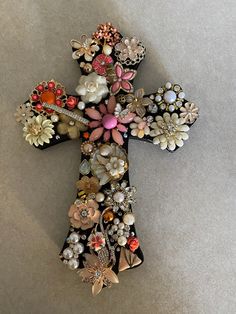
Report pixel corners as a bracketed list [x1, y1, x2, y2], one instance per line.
[119, 247, 142, 272]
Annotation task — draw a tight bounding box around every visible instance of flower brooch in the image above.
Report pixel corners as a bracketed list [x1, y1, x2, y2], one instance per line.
[15, 22, 199, 296]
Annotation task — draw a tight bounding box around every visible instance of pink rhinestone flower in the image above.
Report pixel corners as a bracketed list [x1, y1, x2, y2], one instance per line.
[85, 95, 135, 145]
[92, 54, 113, 76]
[110, 63, 137, 95]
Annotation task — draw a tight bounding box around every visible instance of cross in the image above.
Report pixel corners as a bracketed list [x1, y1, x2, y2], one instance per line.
[15, 22, 199, 296]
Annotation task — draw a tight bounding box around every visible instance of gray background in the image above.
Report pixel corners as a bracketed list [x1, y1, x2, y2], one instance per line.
[1, 0, 236, 313]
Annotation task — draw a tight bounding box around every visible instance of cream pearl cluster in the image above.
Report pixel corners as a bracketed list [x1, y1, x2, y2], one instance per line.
[62, 231, 85, 270]
[108, 213, 135, 247]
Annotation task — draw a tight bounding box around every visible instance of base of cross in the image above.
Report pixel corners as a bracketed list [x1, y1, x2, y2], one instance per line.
[15, 22, 199, 296]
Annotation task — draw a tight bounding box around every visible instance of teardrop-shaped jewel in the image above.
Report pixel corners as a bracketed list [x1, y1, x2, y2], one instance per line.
[79, 159, 90, 175]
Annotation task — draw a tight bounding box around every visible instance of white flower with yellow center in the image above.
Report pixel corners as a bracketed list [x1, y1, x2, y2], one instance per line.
[105, 157, 125, 177]
[23, 115, 55, 146]
[90, 143, 128, 185]
[75, 72, 108, 104]
[150, 112, 189, 151]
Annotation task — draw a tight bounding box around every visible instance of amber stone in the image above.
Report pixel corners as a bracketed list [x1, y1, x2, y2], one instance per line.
[40, 90, 56, 104]
[103, 211, 114, 222]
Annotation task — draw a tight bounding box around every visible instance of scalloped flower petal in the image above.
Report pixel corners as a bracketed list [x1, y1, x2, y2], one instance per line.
[115, 63, 123, 78]
[85, 108, 102, 120]
[121, 70, 136, 81]
[112, 129, 124, 145]
[89, 127, 104, 141]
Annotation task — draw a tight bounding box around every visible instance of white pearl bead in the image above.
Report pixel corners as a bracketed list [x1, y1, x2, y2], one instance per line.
[165, 82, 172, 89]
[95, 192, 105, 202]
[78, 101, 85, 110]
[117, 236, 127, 246]
[174, 85, 181, 92]
[176, 101, 182, 107]
[118, 222, 125, 229]
[124, 232, 130, 238]
[73, 243, 84, 254]
[63, 247, 73, 259]
[178, 92, 185, 99]
[111, 225, 118, 232]
[169, 105, 175, 112]
[163, 90, 177, 104]
[123, 213, 135, 225]
[51, 114, 59, 123]
[113, 218, 120, 225]
[155, 95, 162, 102]
[68, 258, 79, 270]
[113, 191, 125, 203]
[103, 44, 112, 56]
[68, 232, 79, 244]
[99, 144, 112, 156]
[117, 229, 124, 236]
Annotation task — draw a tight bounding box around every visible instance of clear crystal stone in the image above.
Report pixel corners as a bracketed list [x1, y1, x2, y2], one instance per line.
[79, 159, 90, 175]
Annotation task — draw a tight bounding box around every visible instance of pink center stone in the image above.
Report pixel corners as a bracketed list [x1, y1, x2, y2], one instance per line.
[102, 114, 118, 129]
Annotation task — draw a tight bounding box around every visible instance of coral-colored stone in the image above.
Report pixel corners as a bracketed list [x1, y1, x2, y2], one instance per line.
[56, 88, 63, 96]
[48, 81, 55, 89]
[83, 132, 90, 139]
[35, 103, 43, 111]
[56, 99, 62, 106]
[127, 236, 139, 252]
[40, 91, 56, 104]
[36, 84, 44, 92]
[31, 94, 39, 101]
[67, 96, 78, 110]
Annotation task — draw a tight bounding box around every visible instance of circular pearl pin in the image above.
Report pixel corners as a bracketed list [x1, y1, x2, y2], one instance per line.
[163, 90, 177, 104]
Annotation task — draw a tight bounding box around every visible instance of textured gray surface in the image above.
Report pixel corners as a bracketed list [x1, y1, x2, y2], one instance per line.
[1, 0, 236, 313]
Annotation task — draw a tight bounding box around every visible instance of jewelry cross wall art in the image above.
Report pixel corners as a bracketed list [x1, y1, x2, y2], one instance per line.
[15, 22, 199, 296]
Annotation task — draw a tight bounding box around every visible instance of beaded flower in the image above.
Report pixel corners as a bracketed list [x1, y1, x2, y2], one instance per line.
[126, 88, 153, 118]
[85, 95, 135, 145]
[68, 199, 100, 230]
[110, 63, 137, 95]
[30, 80, 67, 115]
[70, 35, 99, 61]
[180, 102, 199, 123]
[90, 143, 128, 185]
[79, 252, 119, 296]
[76, 72, 109, 104]
[115, 37, 145, 65]
[76, 176, 100, 194]
[104, 181, 136, 212]
[130, 116, 153, 138]
[150, 112, 189, 150]
[23, 115, 55, 146]
[92, 54, 113, 76]
[87, 232, 106, 252]
[57, 109, 88, 139]
[14, 103, 34, 124]
[92, 22, 121, 46]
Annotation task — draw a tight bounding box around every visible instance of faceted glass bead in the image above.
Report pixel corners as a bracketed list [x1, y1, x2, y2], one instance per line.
[79, 159, 90, 175]
[103, 211, 114, 222]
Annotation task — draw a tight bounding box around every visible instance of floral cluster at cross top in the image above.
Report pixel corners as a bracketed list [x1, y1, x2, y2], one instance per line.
[15, 22, 199, 296]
